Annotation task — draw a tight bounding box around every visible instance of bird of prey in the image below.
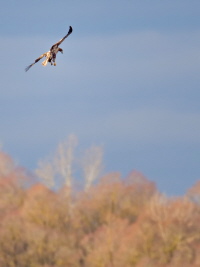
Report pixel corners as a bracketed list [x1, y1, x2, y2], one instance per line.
[25, 26, 73, 72]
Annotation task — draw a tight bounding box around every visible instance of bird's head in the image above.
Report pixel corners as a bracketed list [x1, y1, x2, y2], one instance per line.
[59, 48, 63, 54]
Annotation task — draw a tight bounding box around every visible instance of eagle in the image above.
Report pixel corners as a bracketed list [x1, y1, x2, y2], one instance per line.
[25, 26, 73, 72]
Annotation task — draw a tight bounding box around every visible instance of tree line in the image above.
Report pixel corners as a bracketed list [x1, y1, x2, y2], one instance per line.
[0, 142, 200, 267]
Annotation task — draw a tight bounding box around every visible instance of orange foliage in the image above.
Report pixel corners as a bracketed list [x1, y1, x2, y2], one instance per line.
[0, 151, 200, 266]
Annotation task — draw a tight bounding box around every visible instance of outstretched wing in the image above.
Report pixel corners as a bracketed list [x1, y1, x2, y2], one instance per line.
[25, 52, 47, 72]
[50, 26, 73, 51]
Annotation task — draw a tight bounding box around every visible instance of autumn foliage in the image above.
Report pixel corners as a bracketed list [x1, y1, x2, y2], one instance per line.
[0, 150, 200, 267]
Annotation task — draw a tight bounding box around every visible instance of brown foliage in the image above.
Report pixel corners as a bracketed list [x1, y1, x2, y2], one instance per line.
[0, 151, 200, 266]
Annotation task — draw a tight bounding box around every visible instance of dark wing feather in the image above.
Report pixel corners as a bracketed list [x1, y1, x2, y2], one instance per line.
[25, 52, 47, 72]
[50, 26, 73, 51]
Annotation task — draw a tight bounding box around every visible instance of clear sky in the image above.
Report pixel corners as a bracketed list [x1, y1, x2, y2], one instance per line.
[1, 0, 200, 195]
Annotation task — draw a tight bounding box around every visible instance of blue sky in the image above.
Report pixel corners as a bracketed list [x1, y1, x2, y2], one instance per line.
[1, 0, 200, 195]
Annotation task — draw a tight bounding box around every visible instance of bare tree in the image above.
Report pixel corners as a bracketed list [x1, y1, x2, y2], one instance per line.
[82, 145, 103, 191]
[35, 136, 103, 192]
[54, 134, 78, 188]
[35, 135, 78, 190]
[35, 158, 55, 188]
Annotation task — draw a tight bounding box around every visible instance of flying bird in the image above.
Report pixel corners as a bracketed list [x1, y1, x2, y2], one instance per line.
[25, 26, 73, 72]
